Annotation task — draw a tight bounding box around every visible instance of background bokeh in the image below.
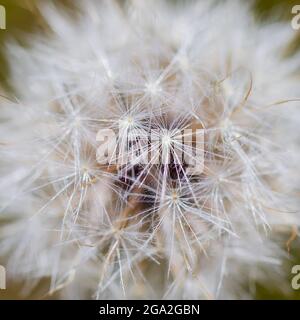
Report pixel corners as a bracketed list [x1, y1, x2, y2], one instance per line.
[0, 0, 299, 299]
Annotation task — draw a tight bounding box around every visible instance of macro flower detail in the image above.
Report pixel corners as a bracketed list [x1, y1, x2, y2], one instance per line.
[0, 0, 299, 299]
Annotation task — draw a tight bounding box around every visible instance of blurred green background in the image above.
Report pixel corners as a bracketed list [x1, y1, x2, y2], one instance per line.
[0, 0, 299, 300]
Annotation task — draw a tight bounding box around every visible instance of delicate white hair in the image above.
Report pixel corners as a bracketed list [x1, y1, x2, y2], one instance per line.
[0, 0, 299, 299]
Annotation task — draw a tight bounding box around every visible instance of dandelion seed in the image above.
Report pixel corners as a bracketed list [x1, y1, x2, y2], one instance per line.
[0, 0, 299, 300]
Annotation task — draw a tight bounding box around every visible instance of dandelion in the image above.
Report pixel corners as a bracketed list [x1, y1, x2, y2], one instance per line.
[0, 0, 299, 299]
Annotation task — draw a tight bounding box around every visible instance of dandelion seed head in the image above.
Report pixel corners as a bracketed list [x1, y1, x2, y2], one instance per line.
[0, 0, 299, 300]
